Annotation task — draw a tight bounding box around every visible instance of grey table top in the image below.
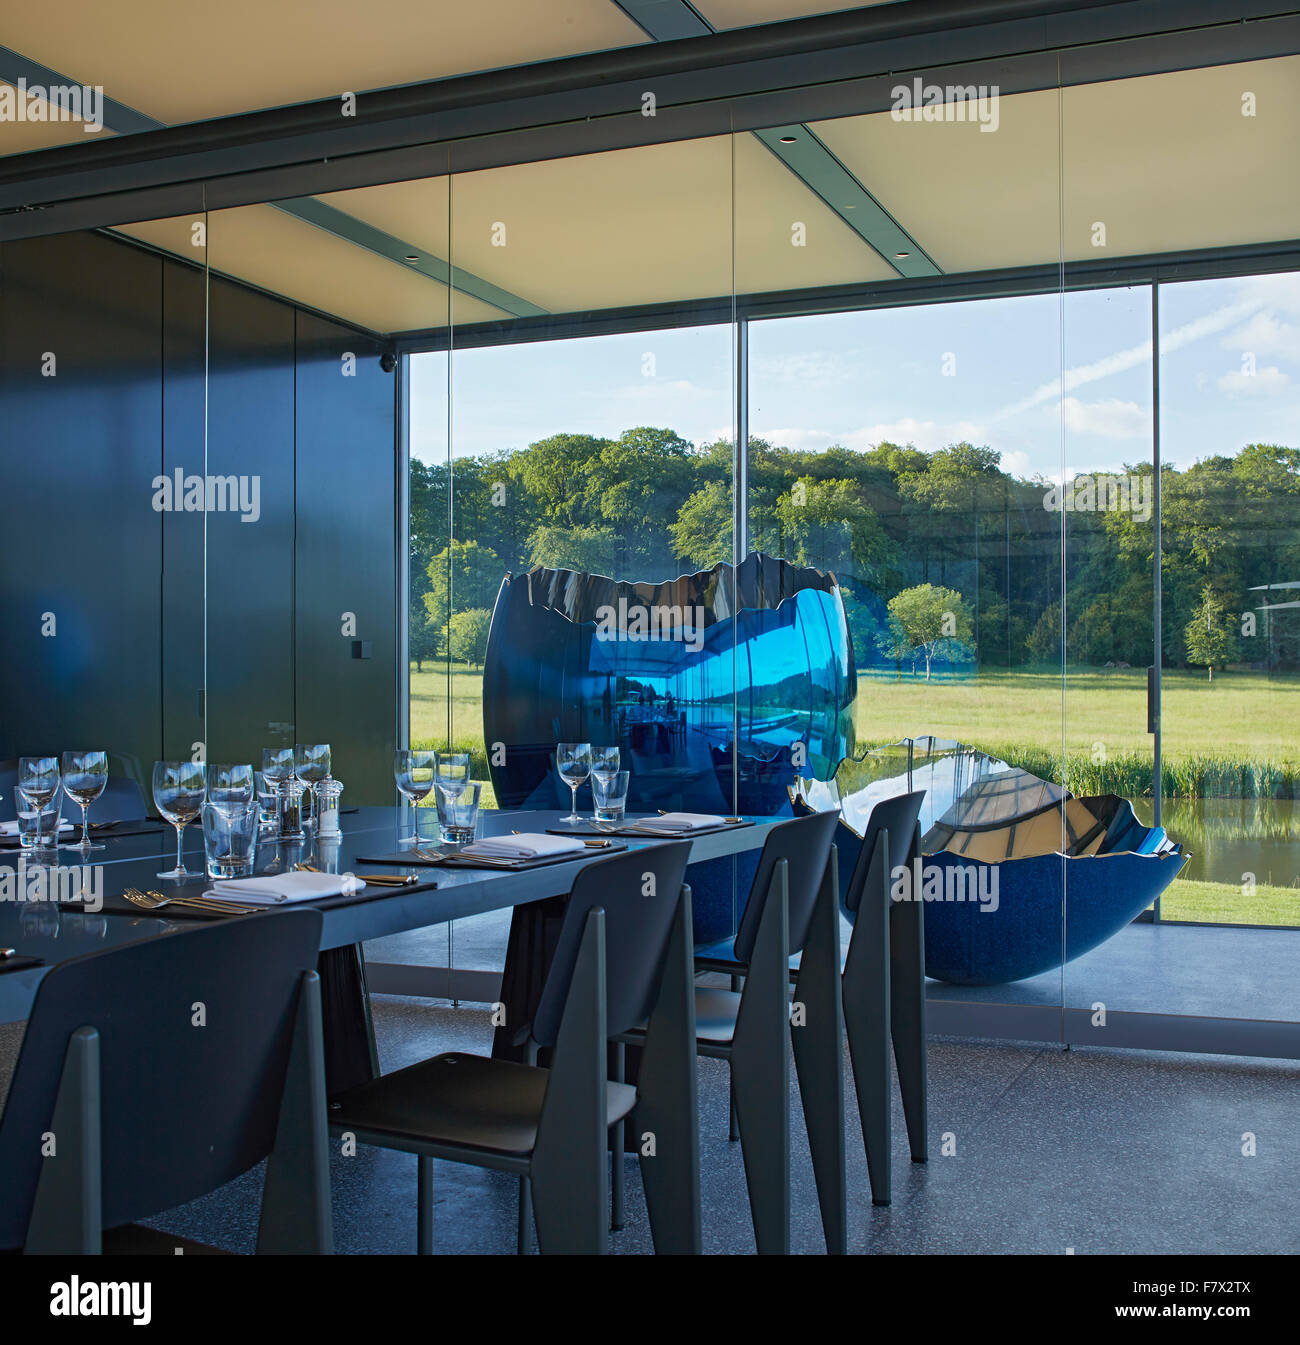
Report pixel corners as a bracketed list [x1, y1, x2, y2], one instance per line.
[0, 805, 780, 1021]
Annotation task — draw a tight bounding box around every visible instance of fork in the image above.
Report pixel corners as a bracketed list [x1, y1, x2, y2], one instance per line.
[122, 887, 259, 915]
[294, 863, 420, 886]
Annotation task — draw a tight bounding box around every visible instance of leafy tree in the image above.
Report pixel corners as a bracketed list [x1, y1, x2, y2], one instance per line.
[669, 480, 734, 570]
[886, 583, 973, 680]
[1184, 585, 1236, 681]
[526, 523, 619, 574]
[409, 614, 440, 672]
[423, 539, 504, 633]
[1026, 600, 1062, 664]
[449, 608, 493, 668]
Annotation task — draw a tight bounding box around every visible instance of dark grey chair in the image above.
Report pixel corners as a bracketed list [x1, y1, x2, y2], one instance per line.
[0, 909, 330, 1254]
[328, 842, 700, 1255]
[841, 790, 928, 1206]
[687, 808, 844, 1254]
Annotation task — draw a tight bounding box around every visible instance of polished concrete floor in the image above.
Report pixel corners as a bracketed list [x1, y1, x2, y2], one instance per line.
[91, 997, 1298, 1255]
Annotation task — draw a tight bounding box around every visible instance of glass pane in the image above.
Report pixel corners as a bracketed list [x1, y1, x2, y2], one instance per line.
[740, 52, 1065, 1027]
[1060, 51, 1300, 1033]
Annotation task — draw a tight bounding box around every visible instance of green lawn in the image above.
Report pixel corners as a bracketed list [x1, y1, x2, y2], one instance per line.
[409, 661, 1299, 926]
[1162, 877, 1299, 927]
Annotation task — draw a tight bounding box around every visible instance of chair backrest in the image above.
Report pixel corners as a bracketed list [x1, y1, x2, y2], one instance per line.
[532, 841, 691, 1048]
[733, 809, 841, 965]
[0, 908, 323, 1248]
[843, 791, 926, 916]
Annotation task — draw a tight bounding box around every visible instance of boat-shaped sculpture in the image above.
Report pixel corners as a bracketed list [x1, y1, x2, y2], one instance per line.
[796, 738, 1188, 985]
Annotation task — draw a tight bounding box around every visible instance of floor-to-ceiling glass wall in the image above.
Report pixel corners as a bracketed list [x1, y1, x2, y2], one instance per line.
[1059, 49, 1300, 1041]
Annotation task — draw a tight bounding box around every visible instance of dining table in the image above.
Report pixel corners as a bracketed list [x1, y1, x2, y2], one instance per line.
[0, 804, 784, 1094]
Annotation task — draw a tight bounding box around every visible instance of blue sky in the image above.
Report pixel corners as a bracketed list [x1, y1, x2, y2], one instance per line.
[410, 271, 1300, 480]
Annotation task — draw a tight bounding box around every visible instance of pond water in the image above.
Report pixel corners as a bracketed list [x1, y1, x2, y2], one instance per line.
[1133, 796, 1300, 890]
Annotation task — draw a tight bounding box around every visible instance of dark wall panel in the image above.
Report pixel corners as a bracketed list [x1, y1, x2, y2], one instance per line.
[0, 230, 397, 807]
[160, 253, 208, 763]
[203, 273, 296, 768]
[0, 232, 163, 792]
[294, 313, 397, 804]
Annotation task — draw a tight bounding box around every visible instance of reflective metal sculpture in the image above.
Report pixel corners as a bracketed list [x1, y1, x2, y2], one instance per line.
[482, 552, 857, 941]
[796, 737, 1188, 985]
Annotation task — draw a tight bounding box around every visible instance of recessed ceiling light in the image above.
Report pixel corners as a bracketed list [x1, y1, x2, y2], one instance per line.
[404, 254, 419, 262]
[779, 135, 797, 143]
[895, 251, 911, 258]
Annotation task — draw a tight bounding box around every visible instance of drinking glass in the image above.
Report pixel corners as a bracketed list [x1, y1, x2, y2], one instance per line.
[295, 744, 331, 831]
[60, 750, 108, 852]
[592, 770, 630, 823]
[435, 780, 482, 848]
[152, 760, 206, 879]
[394, 750, 435, 845]
[261, 747, 294, 832]
[590, 745, 621, 785]
[202, 801, 259, 879]
[16, 785, 63, 851]
[556, 742, 592, 824]
[207, 763, 254, 811]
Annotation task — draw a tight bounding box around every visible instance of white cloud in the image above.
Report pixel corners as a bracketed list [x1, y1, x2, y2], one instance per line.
[994, 295, 1262, 420]
[1220, 311, 1300, 366]
[1216, 365, 1291, 395]
[999, 450, 1032, 476]
[1062, 397, 1149, 439]
[842, 417, 987, 454]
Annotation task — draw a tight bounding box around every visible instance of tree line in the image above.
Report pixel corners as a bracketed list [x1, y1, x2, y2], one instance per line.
[409, 429, 1300, 676]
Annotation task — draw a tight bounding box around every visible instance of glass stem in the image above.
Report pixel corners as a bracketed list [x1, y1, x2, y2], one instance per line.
[571, 784, 579, 817]
[176, 822, 185, 872]
[81, 804, 90, 849]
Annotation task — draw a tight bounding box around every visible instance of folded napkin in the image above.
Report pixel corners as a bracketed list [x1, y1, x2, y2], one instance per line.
[0, 819, 73, 837]
[205, 871, 366, 905]
[462, 833, 585, 861]
[634, 812, 726, 833]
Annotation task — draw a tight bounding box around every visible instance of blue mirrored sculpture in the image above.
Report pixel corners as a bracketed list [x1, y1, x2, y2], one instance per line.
[482, 552, 857, 941]
[797, 738, 1188, 985]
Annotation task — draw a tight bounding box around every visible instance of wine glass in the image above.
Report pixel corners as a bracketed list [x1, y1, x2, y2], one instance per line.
[207, 763, 254, 811]
[17, 758, 60, 844]
[556, 742, 592, 824]
[152, 760, 206, 879]
[261, 747, 294, 832]
[295, 744, 331, 831]
[590, 746, 621, 785]
[394, 750, 435, 845]
[60, 750, 109, 852]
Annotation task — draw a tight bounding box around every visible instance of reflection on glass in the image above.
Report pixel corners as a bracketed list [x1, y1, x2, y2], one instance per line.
[555, 742, 592, 824]
[60, 750, 108, 853]
[394, 749, 435, 845]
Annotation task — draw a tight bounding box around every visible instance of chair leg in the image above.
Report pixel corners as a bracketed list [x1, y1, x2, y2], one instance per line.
[889, 854, 928, 1163]
[417, 1155, 434, 1254]
[611, 1042, 625, 1232]
[728, 973, 741, 1141]
[791, 848, 847, 1253]
[730, 861, 791, 1255]
[844, 832, 893, 1205]
[517, 1175, 533, 1255]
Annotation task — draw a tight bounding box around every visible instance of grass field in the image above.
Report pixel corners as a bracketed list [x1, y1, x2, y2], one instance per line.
[409, 662, 1299, 925]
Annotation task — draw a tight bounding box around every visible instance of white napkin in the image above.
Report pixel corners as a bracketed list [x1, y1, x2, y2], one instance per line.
[634, 812, 726, 833]
[0, 819, 73, 837]
[205, 871, 366, 904]
[462, 833, 585, 860]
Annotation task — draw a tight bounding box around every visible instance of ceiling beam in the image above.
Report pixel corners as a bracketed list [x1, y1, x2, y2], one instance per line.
[3, 0, 1294, 222]
[615, 1, 941, 278]
[0, 46, 543, 318]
